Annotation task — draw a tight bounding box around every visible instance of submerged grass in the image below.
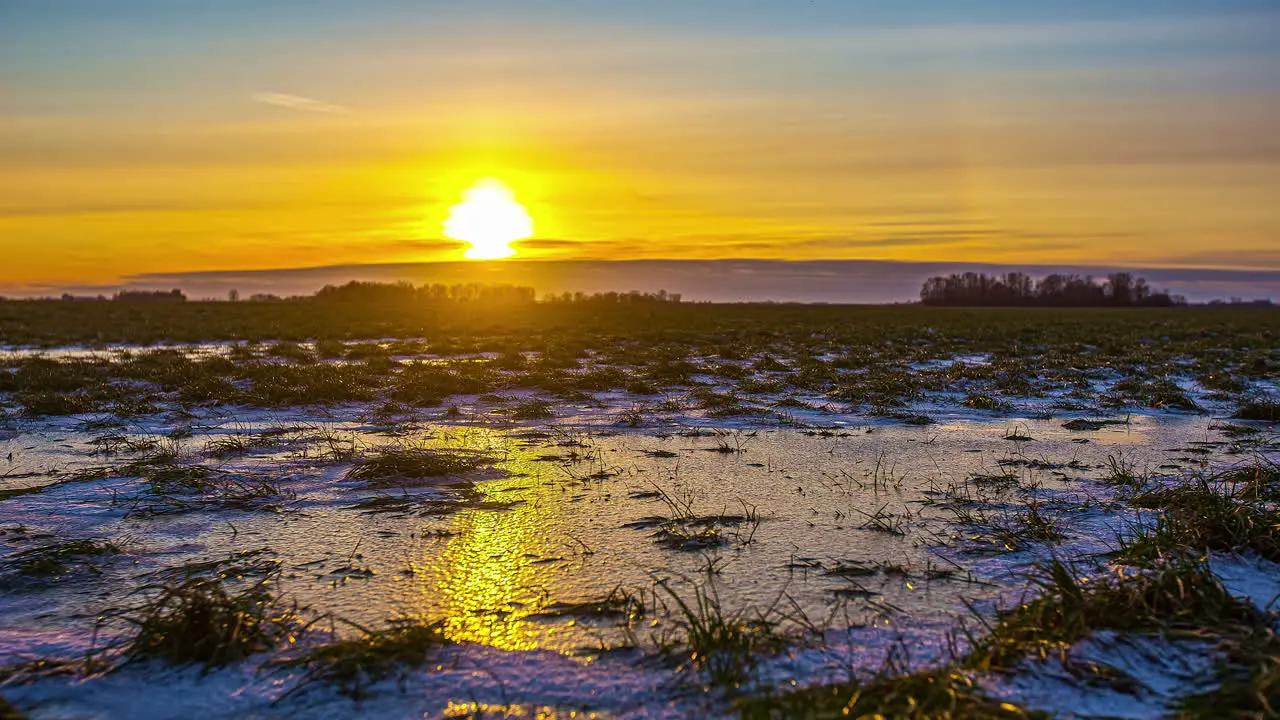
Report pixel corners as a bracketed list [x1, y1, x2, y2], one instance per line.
[2, 538, 124, 580]
[528, 586, 647, 622]
[344, 446, 493, 487]
[739, 667, 1047, 719]
[130, 464, 292, 514]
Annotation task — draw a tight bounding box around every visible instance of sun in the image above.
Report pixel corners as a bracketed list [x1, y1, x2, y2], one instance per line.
[443, 178, 533, 260]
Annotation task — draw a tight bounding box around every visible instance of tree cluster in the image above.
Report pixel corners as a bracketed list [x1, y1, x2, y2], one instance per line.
[312, 281, 536, 305]
[541, 289, 683, 304]
[112, 289, 188, 302]
[919, 272, 1185, 307]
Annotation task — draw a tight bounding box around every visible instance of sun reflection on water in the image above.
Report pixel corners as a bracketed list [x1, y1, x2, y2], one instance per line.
[418, 447, 574, 652]
[443, 701, 605, 719]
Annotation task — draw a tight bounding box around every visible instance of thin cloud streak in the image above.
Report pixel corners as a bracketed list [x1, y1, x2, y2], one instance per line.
[251, 92, 350, 115]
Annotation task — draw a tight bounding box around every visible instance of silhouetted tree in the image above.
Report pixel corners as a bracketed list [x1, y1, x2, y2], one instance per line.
[114, 289, 187, 302]
[920, 272, 1182, 307]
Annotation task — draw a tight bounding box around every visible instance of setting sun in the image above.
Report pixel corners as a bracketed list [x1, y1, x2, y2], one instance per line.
[443, 178, 533, 260]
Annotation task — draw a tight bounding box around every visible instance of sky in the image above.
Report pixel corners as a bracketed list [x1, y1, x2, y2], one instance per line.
[2, 1, 1279, 293]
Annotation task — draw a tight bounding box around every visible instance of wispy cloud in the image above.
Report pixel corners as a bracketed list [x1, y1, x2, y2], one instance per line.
[251, 92, 350, 115]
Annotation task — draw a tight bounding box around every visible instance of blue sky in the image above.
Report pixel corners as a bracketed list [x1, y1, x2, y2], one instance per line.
[2, 1, 1278, 289]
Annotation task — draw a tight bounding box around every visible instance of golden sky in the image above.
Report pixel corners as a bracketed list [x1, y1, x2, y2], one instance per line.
[2, 2, 1278, 290]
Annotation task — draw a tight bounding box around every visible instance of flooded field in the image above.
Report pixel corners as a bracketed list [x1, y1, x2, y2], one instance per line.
[1, 312, 1278, 719]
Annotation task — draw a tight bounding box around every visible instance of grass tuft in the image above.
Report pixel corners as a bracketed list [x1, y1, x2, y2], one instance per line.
[275, 617, 451, 699]
[968, 558, 1268, 671]
[2, 538, 123, 580]
[1233, 397, 1280, 422]
[739, 667, 1047, 719]
[1120, 475, 1280, 563]
[345, 447, 493, 487]
[120, 573, 301, 668]
[653, 581, 792, 689]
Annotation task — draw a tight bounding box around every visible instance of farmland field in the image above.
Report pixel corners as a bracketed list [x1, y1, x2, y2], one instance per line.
[1, 303, 1278, 719]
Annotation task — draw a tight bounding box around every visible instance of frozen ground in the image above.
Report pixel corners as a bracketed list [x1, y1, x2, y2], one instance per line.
[0, 341, 1277, 718]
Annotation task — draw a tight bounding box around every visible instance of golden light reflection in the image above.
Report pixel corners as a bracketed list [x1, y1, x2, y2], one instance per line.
[443, 178, 534, 260]
[416, 442, 573, 652]
[443, 701, 604, 719]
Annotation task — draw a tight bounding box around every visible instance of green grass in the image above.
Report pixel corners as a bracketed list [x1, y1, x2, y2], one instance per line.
[1120, 472, 1280, 563]
[274, 617, 452, 699]
[1234, 397, 1280, 422]
[345, 446, 493, 487]
[2, 538, 124, 579]
[652, 581, 793, 689]
[967, 559, 1269, 672]
[738, 668, 1047, 719]
[120, 573, 301, 668]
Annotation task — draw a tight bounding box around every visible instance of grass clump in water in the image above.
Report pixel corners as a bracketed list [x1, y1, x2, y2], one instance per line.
[968, 559, 1269, 672]
[120, 572, 301, 668]
[3, 538, 124, 579]
[1120, 474, 1280, 563]
[738, 667, 1047, 719]
[345, 446, 493, 487]
[509, 398, 555, 420]
[528, 586, 646, 622]
[133, 464, 291, 514]
[204, 431, 287, 458]
[1227, 460, 1280, 502]
[276, 617, 452, 699]
[653, 581, 793, 689]
[1233, 397, 1280, 422]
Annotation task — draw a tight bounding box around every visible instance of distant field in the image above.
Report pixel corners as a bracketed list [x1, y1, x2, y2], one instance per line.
[1, 302, 1277, 422]
[1, 300, 1278, 349]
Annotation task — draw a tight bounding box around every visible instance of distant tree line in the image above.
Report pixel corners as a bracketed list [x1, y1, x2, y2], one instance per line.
[919, 272, 1186, 307]
[301, 282, 685, 305]
[49, 283, 688, 305]
[61, 289, 188, 302]
[1207, 297, 1274, 307]
[541, 289, 683, 304]
[311, 281, 536, 304]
